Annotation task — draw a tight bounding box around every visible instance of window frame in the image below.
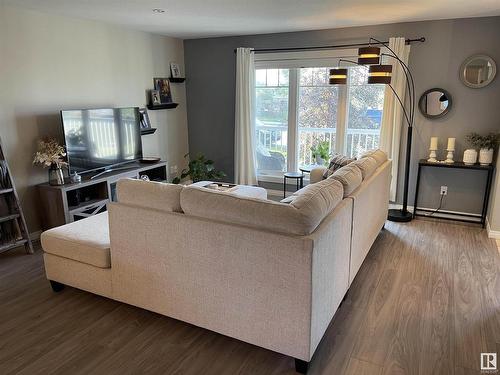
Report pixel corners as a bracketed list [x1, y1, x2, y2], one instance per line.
[254, 49, 385, 183]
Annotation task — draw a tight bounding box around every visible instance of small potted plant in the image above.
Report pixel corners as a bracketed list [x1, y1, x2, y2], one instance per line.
[172, 153, 226, 184]
[310, 140, 330, 165]
[465, 132, 499, 165]
[33, 138, 68, 185]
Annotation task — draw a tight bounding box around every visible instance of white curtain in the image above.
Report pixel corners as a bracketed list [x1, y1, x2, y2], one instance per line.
[234, 47, 258, 185]
[379, 37, 411, 202]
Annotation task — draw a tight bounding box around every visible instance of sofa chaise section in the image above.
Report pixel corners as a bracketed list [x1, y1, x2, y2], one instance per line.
[41, 211, 112, 297]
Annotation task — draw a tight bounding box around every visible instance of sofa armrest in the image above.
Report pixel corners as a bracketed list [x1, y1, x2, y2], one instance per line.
[309, 167, 327, 184]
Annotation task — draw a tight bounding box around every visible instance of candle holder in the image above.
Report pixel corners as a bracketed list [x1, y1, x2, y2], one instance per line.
[445, 149, 454, 163]
[428, 149, 438, 163]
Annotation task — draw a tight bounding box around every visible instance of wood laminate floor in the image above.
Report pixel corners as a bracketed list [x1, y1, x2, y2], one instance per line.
[0, 219, 499, 375]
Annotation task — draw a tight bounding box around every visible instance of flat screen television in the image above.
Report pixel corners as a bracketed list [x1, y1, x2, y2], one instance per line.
[61, 107, 143, 174]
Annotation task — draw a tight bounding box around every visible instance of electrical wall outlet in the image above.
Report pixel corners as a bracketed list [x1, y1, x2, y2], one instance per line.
[170, 165, 178, 174]
[440, 186, 448, 196]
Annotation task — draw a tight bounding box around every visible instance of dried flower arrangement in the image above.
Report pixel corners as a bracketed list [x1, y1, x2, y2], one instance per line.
[33, 138, 68, 169]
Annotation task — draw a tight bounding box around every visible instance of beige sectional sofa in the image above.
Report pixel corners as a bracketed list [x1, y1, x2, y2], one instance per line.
[41, 150, 391, 374]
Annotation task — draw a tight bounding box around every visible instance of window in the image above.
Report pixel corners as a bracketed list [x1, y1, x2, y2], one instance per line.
[255, 69, 289, 175]
[255, 56, 385, 179]
[345, 67, 384, 157]
[298, 67, 339, 166]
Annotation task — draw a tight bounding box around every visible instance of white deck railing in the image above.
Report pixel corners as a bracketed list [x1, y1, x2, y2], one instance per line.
[256, 124, 380, 167]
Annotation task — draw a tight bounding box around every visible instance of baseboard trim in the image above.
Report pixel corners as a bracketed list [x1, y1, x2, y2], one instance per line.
[486, 218, 500, 239]
[390, 203, 484, 223]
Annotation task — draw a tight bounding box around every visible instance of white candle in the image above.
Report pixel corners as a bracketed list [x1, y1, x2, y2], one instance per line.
[447, 137, 456, 151]
[430, 137, 438, 150]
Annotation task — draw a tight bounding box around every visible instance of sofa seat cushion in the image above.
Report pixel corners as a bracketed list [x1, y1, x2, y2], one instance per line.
[41, 212, 111, 269]
[330, 164, 363, 197]
[117, 179, 183, 213]
[351, 156, 378, 179]
[180, 179, 343, 236]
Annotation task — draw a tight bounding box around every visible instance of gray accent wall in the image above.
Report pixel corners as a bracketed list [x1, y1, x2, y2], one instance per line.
[184, 17, 500, 221]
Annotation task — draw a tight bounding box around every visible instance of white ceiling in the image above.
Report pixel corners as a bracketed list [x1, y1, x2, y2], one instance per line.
[4, 0, 500, 39]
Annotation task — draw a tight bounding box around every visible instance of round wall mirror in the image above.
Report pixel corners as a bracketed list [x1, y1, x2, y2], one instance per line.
[460, 54, 497, 88]
[418, 88, 452, 119]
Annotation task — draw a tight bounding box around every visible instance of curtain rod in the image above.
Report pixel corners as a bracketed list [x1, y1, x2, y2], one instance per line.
[233, 37, 425, 54]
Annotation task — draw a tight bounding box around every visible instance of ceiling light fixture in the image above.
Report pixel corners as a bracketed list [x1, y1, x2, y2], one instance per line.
[152, 8, 165, 13]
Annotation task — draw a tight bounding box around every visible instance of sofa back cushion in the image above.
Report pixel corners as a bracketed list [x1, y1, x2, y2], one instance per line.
[351, 156, 378, 179]
[330, 164, 363, 197]
[117, 179, 183, 213]
[288, 178, 344, 220]
[360, 149, 388, 166]
[180, 179, 343, 236]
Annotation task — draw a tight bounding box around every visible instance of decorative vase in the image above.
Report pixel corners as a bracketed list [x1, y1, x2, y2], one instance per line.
[315, 155, 325, 165]
[463, 149, 478, 165]
[48, 165, 65, 186]
[479, 148, 494, 165]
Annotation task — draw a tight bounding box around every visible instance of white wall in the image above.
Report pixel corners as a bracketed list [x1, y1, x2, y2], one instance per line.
[0, 4, 189, 233]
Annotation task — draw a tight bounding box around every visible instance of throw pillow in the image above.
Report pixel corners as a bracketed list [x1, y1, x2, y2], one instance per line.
[322, 153, 356, 179]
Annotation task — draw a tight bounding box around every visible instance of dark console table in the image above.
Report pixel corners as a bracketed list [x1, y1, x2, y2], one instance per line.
[413, 159, 494, 227]
[37, 161, 167, 230]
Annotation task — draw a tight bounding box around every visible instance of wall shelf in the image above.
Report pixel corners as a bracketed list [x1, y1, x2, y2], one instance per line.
[168, 77, 186, 83]
[147, 103, 179, 110]
[141, 128, 157, 135]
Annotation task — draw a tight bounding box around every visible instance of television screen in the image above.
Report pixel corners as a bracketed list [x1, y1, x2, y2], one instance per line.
[61, 107, 143, 174]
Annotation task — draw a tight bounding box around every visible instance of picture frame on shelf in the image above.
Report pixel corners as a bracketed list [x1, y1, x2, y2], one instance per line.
[153, 78, 173, 103]
[150, 89, 161, 106]
[170, 63, 181, 78]
[139, 108, 151, 130]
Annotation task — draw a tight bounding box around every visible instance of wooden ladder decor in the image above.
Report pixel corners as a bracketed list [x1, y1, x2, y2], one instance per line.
[0, 141, 33, 255]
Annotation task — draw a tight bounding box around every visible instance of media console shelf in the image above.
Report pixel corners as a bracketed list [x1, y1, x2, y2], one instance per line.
[37, 161, 167, 230]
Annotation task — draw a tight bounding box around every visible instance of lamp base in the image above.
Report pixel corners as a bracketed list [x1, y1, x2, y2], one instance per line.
[387, 208, 413, 222]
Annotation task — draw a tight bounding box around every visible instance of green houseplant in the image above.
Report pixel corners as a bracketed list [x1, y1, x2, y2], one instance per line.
[172, 153, 226, 184]
[465, 132, 499, 165]
[310, 141, 330, 165]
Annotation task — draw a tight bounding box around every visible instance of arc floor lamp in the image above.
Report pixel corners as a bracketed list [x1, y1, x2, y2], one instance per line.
[329, 38, 416, 222]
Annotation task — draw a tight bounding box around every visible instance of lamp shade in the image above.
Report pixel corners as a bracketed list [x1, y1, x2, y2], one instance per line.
[358, 46, 381, 65]
[329, 68, 347, 85]
[368, 64, 392, 84]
